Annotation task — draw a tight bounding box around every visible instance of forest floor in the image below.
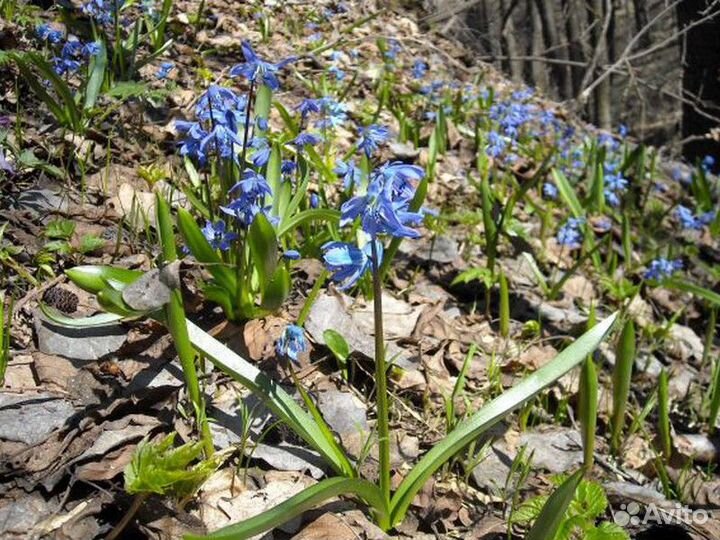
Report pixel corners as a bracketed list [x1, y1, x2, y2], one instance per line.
[1, 1, 720, 539]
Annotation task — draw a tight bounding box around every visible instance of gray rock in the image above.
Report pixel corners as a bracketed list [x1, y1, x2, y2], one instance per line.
[0, 392, 76, 445]
[34, 312, 127, 361]
[536, 303, 588, 326]
[635, 354, 664, 379]
[317, 388, 368, 436]
[471, 446, 514, 493]
[389, 141, 420, 159]
[399, 235, 459, 264]
[0, 493, 53, 536]
[519, 427, 584, 473]
[667, 324, 705, 361]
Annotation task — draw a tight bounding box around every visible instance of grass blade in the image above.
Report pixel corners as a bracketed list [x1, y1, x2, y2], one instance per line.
[524, 469, 584, 540]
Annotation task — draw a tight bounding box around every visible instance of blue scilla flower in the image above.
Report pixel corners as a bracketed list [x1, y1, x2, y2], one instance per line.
[702, 155, 716, 173]
[36, 24, 63, 44]
[201, 220, 237, 251]
[276, 324, 308, 364]
[175, 121, 208, 163]
[618, 124, 629, 138]
[486, 131, 506, 158]
[200, 124, 243, 161]
[644, 258, 683, 281]
[340, 162, 425, 239]
[283, 250, 301, 260]
[229, 170, 272, 199]
[281, 160, 297, 176]
[334, 159, 362, 190]
[556, 217, 585, 249]
[83, 41, 102, 58]
[328, 66, 345, 81]
[315, 98, 348, 129]
[671, 166, 690, 185]
[412, 59, 428, 79]
[230, 40, 295, 91]
[155, 62, 174, 79]
[675, 205, 715, 230]
[543, 182, 558, 200]
[297, 98, 321, 118]
[605, 171, 628, 192]
[322, 241, 381, 290]
[293, 132, 323, 147]
[195, 85, 247, 126]
[604, 189, 621, 207]
[310, 193, 320, 208]
[357, 124, 390, 157]
[250, 137, 271, 168]
[384, 39, 401, 61]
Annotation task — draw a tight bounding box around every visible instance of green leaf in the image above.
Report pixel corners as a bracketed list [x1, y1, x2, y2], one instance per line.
[389, 313, 618, 526]
[525, 469, 584, 540]
[185, 477, 388, 540]
[254, 84, 272, 133]
[177, 208, 237, 293]
[277, 208, 340, 237]
[84, 41, 107, 110]
[585, 522, 630, 540]
[78, 234, 106, 254]
[40, 303, 125, 328]
[66, 265, 143, 294]
[666, 278, 720, 306]
[186, 320, 355, 477]
[260, 265, 290, 311]
[323, 329, 350, 362]
[611, 320, 635, 453]
[248, 212, 278, 292]
[552, 169, 584, 219]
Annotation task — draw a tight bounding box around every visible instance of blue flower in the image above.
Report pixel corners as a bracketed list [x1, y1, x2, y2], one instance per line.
[283, 250, 301, 260]
[281, 160, 297, 175]
[82, 0, 121, 24]
[229, 41, 295, 91]
[334, 159, 362, 190]
[618, 124, 629, 138]
[328, 66, 345, 81]
[486, 131, 506, 158]
[412, 59, 428, 79]
[201, 220, 237, 251]
[36, 24, 63, 44]
[322, 241, 381, 290]
[250, 137, 271, 168]
[155, 61, 174, 79]
[556, 217, 585, 249]
[702, 155, 716, 173]
[542, 182, 558, 200]
[310, 193, 320, 208]
[383, 39, 401, 61]
[83, 41, 102, 58]
[293, 132, 323, 147]
[671, 166, 691, 185]
[196, 85, 247, 127]
[675, 205, 715, 230]
[315, 98, 348, 129]
[340, 162, 425, 239]
[297, 98, 321, 118]
[357, 124, 390, 157]
[200, 124, 244, 161]
[175, 120, 208, 163]
[644, 258, 683, 281]
[276, 324, 308, 364]
[229, 170, 272, 199]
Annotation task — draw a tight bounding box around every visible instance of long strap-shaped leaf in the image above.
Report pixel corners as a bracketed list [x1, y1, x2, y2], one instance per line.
[524, 469, 584, 540]
[388, 312, 617, 526]
[186, 321, 355, 478]
[185, 477, 387, 540]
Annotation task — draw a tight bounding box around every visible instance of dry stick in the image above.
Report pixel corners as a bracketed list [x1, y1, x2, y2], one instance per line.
[578, 0, 685, 105]
[105, 493, 149, 540]
[576, 0, 613, 106]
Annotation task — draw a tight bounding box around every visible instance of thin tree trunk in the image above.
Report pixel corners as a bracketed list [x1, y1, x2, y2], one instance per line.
[587, 0, 613, 128]
[534, 0, 572, 99]
[500, 0, 523, 82]
[632, 0, 651, 48]
[528, 0, 549, 91]
[562, 0, 586, 96]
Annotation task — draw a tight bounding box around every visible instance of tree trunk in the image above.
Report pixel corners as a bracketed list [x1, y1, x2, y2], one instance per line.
[587, 0, 613, 128]
[500, 0, 523, 82]
[534, 0, 572, 99]
[562, 0, 586, 96]
[676, 0, 720, 169]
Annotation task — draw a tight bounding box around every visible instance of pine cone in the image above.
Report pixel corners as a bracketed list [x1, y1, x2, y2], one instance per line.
[42, 287, 79, 314]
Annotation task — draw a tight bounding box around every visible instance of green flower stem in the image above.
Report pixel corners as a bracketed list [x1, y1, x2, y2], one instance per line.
[297, 269, 328, 327]
[371, 240, 391, 508]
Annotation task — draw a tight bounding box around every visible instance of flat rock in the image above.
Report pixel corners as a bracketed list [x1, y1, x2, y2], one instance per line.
[0, 392, 76, 445]
[471, 445, 514, 493]
[292, 510, 388, 540]
[517, 427, 583, 473]
[666, 324, 704, 361]
[34, 312, 127, 361]
[399, 235, 459, 264]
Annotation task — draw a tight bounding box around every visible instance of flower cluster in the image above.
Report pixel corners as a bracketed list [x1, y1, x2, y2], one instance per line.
[603, 161, 628, 207]
[221, 170, 274, 227]
[82, 0, 125, 25]
[230, 40, 295, 91]
[175, 85, 248, 165]
[322, 162, 427, 289]
[276, 324, 308, 364]
[644, 258, 683, 281]
[675, 205, 715, 230]
[357, 124, 390, 157]
[201, 220, 237, 251]
[556, 217, 585, 249]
